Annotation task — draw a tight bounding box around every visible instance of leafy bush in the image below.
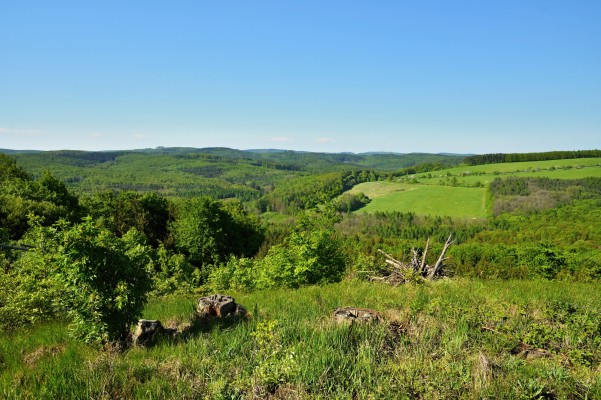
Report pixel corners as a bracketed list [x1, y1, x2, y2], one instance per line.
[3, 218, 154, 344]
[172, 197, 263, 268]
[206, 256, 257, 292]
[253, 227, 346, 289]
[0, 224, 65, 330]
[208, 208, 346, 290]
[149, 245, 200, 295]
[527, 243, 566, 280]
[334, 192, 371, 213]
[54, 219, 153, 344]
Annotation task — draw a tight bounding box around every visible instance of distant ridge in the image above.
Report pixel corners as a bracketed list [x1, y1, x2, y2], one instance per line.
[358, 151, 405, 156]
[245, 149, 290, 153]
[0, 146, 472, 158]
[0, 148, 42, 154]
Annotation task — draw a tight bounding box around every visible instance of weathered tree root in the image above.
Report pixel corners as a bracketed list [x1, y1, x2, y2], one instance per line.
[372, 235, 454, 285]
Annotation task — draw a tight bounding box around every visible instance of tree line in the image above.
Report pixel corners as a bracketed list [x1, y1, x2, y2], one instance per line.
[463, 150, 601, 166]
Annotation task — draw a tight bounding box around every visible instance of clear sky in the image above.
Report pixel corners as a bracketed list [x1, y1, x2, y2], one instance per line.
[1, 1, 600, 153]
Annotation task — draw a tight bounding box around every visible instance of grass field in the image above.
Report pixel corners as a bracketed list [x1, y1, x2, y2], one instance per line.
[415, 158, 601, 186]
[350, 182, 487, 219]
[346, 159, 601, 218]
[1, 280, 600, 399]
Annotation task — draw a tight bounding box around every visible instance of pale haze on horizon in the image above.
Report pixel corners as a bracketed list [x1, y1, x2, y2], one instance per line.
[1, 1, 599, 154]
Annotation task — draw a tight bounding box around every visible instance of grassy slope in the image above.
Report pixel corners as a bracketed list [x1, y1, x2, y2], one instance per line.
[351, 182, 487, 219]
[1, 280, 599, 398]
[416, 158, 601, 186]
[349, 159, 601, 218]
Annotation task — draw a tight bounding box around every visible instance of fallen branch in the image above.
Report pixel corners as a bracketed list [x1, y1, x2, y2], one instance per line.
[480, 325, 559, 361]
[374, 236, 454, 284]
[420, 238, 430, 274]
[0, 243, 34, 251]
[428, 234, 455, 279]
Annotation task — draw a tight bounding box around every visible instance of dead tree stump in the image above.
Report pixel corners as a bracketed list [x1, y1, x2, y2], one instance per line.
[197, 294, 247, 319]
[374, 235, 455, 284]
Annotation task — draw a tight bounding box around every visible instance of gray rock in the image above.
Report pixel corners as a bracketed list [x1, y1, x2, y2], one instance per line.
[333, 307, 381, 323]
[132, 319, 175, 346]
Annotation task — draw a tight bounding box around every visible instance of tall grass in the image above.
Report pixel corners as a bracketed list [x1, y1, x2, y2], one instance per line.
[1, 279, 600, 398]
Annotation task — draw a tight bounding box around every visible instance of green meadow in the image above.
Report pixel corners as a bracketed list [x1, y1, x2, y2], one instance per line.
[350, 182, 487, 219]
[346, 158, 601, 218]
[2, 280, 600, 399]
[416, 158, 601, 186]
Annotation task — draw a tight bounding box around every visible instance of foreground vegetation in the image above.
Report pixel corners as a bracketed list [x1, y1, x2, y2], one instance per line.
[1, 280, 599, 399]
[2, 149, 601, 398]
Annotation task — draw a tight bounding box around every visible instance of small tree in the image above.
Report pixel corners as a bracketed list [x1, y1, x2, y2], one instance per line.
[206, 206, 346, 291]
[81, 191, 171, 248]
[254, 207, 346, 289]
[254, 228, 346, 289]
[172, 197, 264, 268]
[0, 222, 65, 330]
[53, 218, 153, 345]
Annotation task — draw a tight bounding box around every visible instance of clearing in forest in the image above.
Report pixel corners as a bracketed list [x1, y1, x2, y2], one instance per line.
[350, 182, 487, 219]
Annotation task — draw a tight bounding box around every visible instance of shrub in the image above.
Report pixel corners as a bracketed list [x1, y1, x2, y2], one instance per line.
[206, 207, 346, 291]
[0, 228, 65, 330]
[54, 219, 153, 344]
[5, 218, 154, 344]
[253, 227, 346, 289]
[150, 245, 200, 295]
[334, 192, 371, 213]
[172, 197, 264, 269]
[206, 257, 256, 292]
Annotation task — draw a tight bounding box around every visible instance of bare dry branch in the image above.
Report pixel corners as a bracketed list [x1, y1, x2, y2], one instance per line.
[428, 234, 455, 280]
[374, 235, 454, 284]
[420, 238, 430, 274]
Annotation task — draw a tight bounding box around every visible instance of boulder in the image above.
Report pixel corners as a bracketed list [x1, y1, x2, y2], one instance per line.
[197, 294, 247, 318]
[333, 307, 381, 324]
[132, 319, 176, 346]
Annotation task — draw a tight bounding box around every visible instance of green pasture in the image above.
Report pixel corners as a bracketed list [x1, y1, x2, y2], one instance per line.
[414, 158, 601, 186]
[351, 182, 487, 219]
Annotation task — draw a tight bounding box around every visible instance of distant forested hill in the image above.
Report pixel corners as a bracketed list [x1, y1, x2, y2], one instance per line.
[0, 148, 41, 154]
[5, 148, 463, 201]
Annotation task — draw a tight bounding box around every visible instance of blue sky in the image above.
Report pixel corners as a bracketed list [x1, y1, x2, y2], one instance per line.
[1, 1, 599, 153]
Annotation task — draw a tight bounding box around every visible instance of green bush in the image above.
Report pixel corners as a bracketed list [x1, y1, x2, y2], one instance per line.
[54, 219, 153, 344]
[172, 197, 263, 268]
[150, 245, 200, 295]
[4, 218, 154, 343]
[0, 226, 65, 330]
[334, 192, 371, 213]
[254, 227, 346, 289]
[208, 208, 346, 291]
[206, 256, 257, 292]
